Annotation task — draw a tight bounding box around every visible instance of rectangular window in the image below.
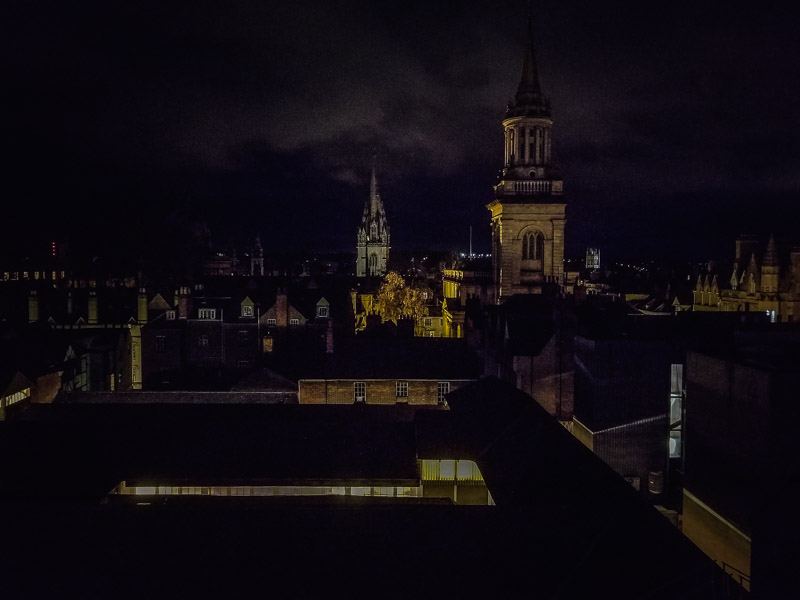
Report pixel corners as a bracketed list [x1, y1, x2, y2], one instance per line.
[437, 381, 450, 405]
[198, 308, 216, 320]
[156, 335, 166, 352]
[198, 334, 209, 347]
[669, 364, 683, 426]
[237, 330, 249, 344]
[165, 310, 176, 320]
[237, 360, 250, 369]
[317, 306, 328, 318]
[354, 382, 366, 403]
[266, 318, 276, 326]
[395, 381, 408, 398]
[289, 318, 299, 326]
[424, 317, 432, 327]
[241, 305, 253, 317]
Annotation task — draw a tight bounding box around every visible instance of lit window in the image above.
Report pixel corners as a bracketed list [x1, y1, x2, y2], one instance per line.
[437, 381, 450, 405]
[266, 318, 276, 326]
[198, 308, 216, 320]
[317, 306, 328, 318]
[241, 305, 253, 317]
[457, 460, 482, 481]
[3, 388, 31, 407]
[439, 460, 455, 479]
[669, 431, 682, 458]
[354, 382, 366, 403]
[289, 318, 299, 326]
[198, 334, 209, 347]
[396, 381, 408, 398]
[156, 336, 165, 352]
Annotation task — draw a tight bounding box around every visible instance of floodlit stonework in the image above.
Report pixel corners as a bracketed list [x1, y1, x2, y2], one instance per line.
[356, 165, 390, 277]
[488, 21, 566, 300]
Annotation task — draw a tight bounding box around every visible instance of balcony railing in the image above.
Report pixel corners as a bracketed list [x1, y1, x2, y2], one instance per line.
[514, 180, 551, 194]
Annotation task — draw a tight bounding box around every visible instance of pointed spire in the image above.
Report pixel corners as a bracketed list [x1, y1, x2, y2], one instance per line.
[370, 157, 379, 209]
[507, 9, 550, 118]
[516, 14, 542, 101]
[369, 157, 383, 218]
[763, 234, 779, 267]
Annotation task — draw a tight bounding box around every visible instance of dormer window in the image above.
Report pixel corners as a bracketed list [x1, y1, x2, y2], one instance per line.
[317, 306, 328, 318]
[241, 305, 253, 317]
[198, 308, 216, 320]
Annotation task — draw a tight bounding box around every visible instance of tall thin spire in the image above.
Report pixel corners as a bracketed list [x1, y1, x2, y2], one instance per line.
[369, 156, 380, 216]
[516, 13, 542, 101]
[507, 9, 550, 118]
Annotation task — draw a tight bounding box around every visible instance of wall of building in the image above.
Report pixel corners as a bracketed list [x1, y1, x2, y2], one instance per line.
[682, 490, 751, 590]
[298, 379, 470, 405]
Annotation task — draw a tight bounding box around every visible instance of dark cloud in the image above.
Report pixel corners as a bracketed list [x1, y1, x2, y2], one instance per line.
[4, 0, 799, 261]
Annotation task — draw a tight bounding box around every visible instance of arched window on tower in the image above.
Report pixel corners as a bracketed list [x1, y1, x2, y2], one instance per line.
[370, 223, 378, 240]
[522, 232, 544, 263]
[369, 253, 378, 275]
[528, 129, 536, 164]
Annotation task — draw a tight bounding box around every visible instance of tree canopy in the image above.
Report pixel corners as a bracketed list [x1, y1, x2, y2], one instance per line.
[374, 271, 427, 323]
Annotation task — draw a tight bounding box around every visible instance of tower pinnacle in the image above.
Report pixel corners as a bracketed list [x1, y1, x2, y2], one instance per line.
[507, 14, 550, 119]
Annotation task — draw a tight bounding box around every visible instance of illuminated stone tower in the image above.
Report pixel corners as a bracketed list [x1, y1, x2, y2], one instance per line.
[488, 18, 566, 300]
[356, 165, 390, 277]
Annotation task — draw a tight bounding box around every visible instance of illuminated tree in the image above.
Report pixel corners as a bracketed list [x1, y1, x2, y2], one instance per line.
[374, 271, 427, 324]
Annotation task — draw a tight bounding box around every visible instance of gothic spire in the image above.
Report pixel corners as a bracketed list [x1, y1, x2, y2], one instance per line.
[516, 15, 542, 101]
[507, 11, 550, 118]
[370, 158, 379, 216]
[763, 234, 779, 267]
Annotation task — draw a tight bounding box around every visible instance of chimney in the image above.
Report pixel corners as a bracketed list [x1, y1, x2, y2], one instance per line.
[88, 289, 98, 325]
[28, 289, 39, 323]
[178, 286, 191, 319]
[326, 319, 334, 353]
[137, 287, 148, 324]
[275, 288, 288, 327]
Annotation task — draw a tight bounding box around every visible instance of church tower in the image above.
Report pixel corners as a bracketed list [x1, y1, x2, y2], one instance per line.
[488, 17, 566, 300]
[356, 164, 390, 277]
[250, 236, 264, 276]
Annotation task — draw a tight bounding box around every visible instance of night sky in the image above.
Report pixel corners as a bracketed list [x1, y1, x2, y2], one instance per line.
[5, 1, 800, 264]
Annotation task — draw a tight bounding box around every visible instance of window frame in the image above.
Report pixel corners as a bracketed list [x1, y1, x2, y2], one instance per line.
[437, 381, 450, 405]
[354, 382, 366, 403]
